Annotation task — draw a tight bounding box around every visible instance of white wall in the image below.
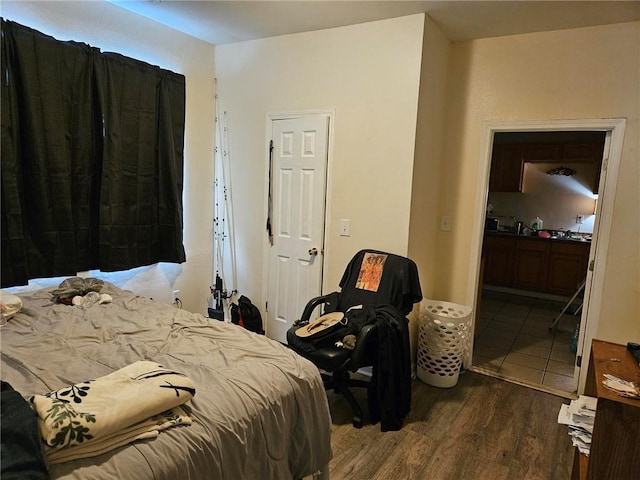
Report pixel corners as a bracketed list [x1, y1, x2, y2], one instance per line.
[215, 15, 425, 304]
[1, 1, 216, 314]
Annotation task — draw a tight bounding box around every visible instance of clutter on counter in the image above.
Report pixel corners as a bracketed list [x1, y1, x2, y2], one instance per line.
[486, 227, 592, 242]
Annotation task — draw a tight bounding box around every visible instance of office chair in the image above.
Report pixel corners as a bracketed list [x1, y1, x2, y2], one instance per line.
[287, 249, 422, 428]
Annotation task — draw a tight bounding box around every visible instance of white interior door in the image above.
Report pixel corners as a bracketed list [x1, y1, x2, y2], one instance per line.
[267, 114, 329, 343]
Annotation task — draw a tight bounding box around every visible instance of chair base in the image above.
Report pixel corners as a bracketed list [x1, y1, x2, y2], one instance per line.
[321, 371, 369, 428]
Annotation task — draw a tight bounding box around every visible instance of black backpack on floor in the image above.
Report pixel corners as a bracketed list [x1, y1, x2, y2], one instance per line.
[230, 296, 265, 334]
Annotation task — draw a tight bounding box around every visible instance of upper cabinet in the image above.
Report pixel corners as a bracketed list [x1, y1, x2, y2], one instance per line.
[526, 143, 561, 163]
[489, 144, 525, 192]
[562, 142, 604, 163]
[563, 142, 605, 193]
[488, 136, 605, 193]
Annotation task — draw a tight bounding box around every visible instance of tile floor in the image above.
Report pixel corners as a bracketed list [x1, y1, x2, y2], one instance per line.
[472, 289, 580, 393]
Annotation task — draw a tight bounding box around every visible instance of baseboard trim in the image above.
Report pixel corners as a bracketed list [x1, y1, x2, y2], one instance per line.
[468, 365, 578, 400]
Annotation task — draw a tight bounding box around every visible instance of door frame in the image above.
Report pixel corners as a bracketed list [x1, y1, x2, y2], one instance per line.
[466, 118, 626, 394]
[261, 109, 335, 338]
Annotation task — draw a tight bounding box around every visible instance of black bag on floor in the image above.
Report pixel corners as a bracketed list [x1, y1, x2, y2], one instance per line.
[230, 296, 264, 334]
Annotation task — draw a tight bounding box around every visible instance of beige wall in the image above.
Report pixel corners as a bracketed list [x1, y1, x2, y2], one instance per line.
[408, 17, 452, 359]
[436, 22, 639, 346]
[215, 15, 425, 304]
[1, 1, 216, 314]
[409, 16, 452, 299]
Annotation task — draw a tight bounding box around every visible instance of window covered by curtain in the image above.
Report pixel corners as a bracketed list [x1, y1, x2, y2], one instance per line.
[95, 52, 186, 272]
[1, 20, 186, 287]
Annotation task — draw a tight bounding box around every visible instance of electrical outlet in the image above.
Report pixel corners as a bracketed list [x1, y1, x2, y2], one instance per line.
[576, 215, 584, 224]
[172, 290, 180, 303]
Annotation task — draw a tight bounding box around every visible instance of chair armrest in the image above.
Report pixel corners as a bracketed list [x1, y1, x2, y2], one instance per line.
[349, 323, 377, 370]
[300, 292, 339, 322]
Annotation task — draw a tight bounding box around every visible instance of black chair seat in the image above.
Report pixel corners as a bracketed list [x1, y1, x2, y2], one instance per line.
[293, 343, 351, 371]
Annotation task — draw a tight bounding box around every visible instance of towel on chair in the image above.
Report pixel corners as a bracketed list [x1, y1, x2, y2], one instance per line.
[30, 361, 195, 463]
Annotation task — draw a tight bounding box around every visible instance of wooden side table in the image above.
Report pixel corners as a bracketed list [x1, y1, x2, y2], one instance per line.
[571, 339, 640, 480]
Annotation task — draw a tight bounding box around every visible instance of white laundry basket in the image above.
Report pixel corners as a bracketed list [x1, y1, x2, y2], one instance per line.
[417, 300, 473, 388]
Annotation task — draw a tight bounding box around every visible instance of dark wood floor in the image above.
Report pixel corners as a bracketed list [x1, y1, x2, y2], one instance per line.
[327, 372, 574, 480]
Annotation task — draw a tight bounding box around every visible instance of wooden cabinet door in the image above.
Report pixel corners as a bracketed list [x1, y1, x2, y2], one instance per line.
[562, 142, 601, 163]
[482, 235, 516, 286]
[512, 238, 550, 291]
[489, 144, 524, 192]
[547, 242, 590, 295]
[526, 143, 561, 162]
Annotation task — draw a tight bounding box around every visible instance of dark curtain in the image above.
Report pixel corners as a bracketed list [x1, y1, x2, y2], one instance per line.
[1, 20, 185, 287]
[95, 53, 185, 271]
[1, 20, 100, 285]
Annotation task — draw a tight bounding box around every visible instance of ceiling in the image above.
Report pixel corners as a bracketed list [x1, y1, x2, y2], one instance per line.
[110, 0, 640, 45]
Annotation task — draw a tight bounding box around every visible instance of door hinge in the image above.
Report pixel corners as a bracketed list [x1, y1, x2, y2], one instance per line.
[265, 301, 268, 312]
[589, 259, 595, 271]
[576, 355, 582, 367]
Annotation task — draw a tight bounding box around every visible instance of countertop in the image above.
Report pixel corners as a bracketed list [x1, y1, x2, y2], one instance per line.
[484, 230, 592, 244]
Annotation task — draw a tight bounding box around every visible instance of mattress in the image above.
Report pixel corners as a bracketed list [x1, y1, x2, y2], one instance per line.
[0, 283, 332, 479]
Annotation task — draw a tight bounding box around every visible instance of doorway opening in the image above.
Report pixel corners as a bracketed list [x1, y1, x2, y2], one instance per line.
[474, 131, 603, 395]
[466, 119, 626, 397]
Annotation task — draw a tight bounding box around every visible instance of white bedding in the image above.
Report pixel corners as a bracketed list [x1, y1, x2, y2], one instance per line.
[0, 283, 332, 480]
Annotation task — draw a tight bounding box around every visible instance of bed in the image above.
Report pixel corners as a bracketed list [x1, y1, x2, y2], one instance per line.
[0, 282, 332, 480]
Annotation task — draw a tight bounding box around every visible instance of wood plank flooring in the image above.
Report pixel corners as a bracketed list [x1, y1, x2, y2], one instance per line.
[327, 372, 574, 480]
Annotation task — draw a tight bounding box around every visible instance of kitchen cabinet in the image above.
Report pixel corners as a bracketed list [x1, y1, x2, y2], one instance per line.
[482, 235, 516, 286]
[475, 257, 487, 335]
[512, 238, 549, 291]
[489, 140, 605, 193]
[592, 169, 602, 194]
[482, 234, 591, 295]
[526, 143, 562, 162]
[547, 241, 590, 295]
[562, 142, 605, 194]
[561, 142, 604, 163]
[489, 144, 524, 192]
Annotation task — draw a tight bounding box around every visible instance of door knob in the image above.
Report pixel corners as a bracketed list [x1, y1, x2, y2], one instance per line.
[308, 247, 318, 256]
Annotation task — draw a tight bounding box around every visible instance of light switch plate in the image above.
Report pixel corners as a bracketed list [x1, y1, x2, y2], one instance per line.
[340, 219, 351, 236]
[440, 215, 452, 232]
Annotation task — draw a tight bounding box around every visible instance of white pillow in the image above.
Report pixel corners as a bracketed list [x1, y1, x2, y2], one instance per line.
[0, 290, 23, 321]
